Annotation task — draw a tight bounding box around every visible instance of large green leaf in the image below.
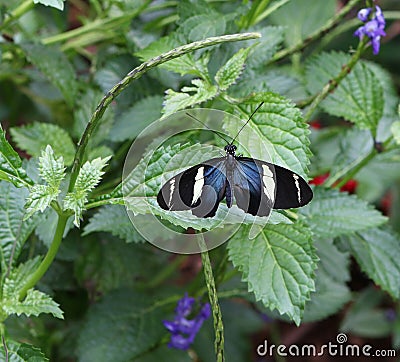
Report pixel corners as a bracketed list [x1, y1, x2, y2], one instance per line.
[341, 227, 400, 299]
[269, 0, 336, 46]
[0, 125, 32, 188]
[0, 341, 49, 362]
[225, 93, 311, 178]
[83, 205, 143, 243]
[305, 52, 384, 135]
[299, 187, 387, 239]
[108, 95, 163, 142]
[0, 183, 42, 271]
[303, 239, 351, 322]
[10, 122, 75, 166]
[77, 288, 175, 362]
[20, 43, 78, 107]
[227, 222, 317, 325]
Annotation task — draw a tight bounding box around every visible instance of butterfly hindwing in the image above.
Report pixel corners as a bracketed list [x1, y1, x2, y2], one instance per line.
[157, 158, 227, 218]
[246, 158, 313, 209]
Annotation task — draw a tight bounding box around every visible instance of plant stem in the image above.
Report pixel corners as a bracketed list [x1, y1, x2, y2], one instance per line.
[18, 214, 68, 301]
[303, 39, 367, 123]
[199, 235, 225, 362]
[67, 32, 261, 192]
[268, 0, 363, 64]
[0, 0, 34, 31]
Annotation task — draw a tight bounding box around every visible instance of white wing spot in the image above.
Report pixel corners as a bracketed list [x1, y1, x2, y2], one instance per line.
[191, 167, 205, 205]
[261, 165, 275, 202]
[168, 178, 175, 208]
[293, 174, 301, 204]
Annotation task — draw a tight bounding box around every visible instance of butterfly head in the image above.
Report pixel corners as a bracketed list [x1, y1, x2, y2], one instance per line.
[224, 144, 237, 155]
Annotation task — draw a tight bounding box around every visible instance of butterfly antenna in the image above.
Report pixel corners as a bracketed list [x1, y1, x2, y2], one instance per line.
[185, 112, 231, 145]
[231, 102, 264, 144]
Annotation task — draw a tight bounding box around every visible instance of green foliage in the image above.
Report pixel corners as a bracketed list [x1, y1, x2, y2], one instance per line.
[25, 145, 65, 219]
[10, 122, 76, 166]
[341, 227, 400, 299]
[76, 288, 174, 362]
[0, 341, 49, 362]
[64, 156, 111, 227]
[0, 182, 42, 270]
[299, 187, 387, 238]
[20, 43, 78, 107]
[391, 121, 400, 144]
[1, 257, 63, 319]
[306, 52, 384, 135]
[228, 222, 317, 325]
[0, 125, 32, 188]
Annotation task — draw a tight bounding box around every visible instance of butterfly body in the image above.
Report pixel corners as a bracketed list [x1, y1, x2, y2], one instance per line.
[157, 143, 313, 218]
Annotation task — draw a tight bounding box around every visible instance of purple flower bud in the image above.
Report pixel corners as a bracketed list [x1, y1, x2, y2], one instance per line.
[357, 8, 372, 22]
[354, 6, 386, 55]
[163, 293, 211, 350]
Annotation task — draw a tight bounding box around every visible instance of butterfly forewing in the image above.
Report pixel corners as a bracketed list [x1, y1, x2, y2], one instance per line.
[157, 158, 227, 218]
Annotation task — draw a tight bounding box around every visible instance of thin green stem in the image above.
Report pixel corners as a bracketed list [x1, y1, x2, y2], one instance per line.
[67, 32, 261, 193]
[0, 0, 34, 31]
[303, 39, 367, 123]
[199, 235, 225, 362]
[268, 0, 363, 64]
[18, 214, 68, 301]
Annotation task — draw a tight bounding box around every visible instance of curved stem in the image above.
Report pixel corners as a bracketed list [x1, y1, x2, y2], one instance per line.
[0, 0, 34, 32]
[67, 32, 261, 192]
[303, 39, 367, 123]
[268, 0, 362, 64]
[198, 235, 225, 362]
[18, 214, 68, 301]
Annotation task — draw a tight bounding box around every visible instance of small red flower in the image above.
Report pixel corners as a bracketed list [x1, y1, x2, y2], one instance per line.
[309, 120, 322, 129]
[309, 173, 329, 186]
[340, 179, 358, 194]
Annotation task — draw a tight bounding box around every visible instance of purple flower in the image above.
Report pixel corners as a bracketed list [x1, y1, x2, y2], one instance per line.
[354, 5, 386, 55]
[357, 8, 372, 22]
[163, 293, 211, 350]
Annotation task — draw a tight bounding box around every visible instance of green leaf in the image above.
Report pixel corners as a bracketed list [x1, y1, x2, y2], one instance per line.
[33, 0, 65, 11]
[0, 183, 42, 270]
[20, 43, 78, 107]
[75, 241, 164, 294]
[226, 93, 311, 178]
[227, 222, 317, 325]
[64, 156, 111, 227]
[108, 95, 163, 142]
[83, 205, 143, 243]
[215, 47, 251, 91]
[303, 239, 351, 322]
[73, 88, 114, 145]
[180, 14, 227, 42]
[10, 122, 76, 166]
[299, 187, 387, 239]
[0, 124, 32, 188]
[25, 146, 65, 219]
[0, 341, 49, 362]
[340, 288, 391, 338]
[136, 34, 209, 77]
[341, 227, 400, 299]
[305, 52, 384, 134]
[77, 288, 174, 362]
[269, 0, 336, 46]
[2, 289, 64, 319]
[391, 121, 400, 145]
[1, 257, 64, 319]
[163, 79, 218, 116]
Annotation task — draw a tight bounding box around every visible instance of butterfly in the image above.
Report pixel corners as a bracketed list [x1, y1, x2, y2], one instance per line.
[157, 103, 313, 218]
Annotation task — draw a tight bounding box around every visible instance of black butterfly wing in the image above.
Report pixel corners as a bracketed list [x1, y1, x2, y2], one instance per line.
[235, 157, 313, 212]
[231, 157, 274, 216]
[157, 158, 227, 218]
